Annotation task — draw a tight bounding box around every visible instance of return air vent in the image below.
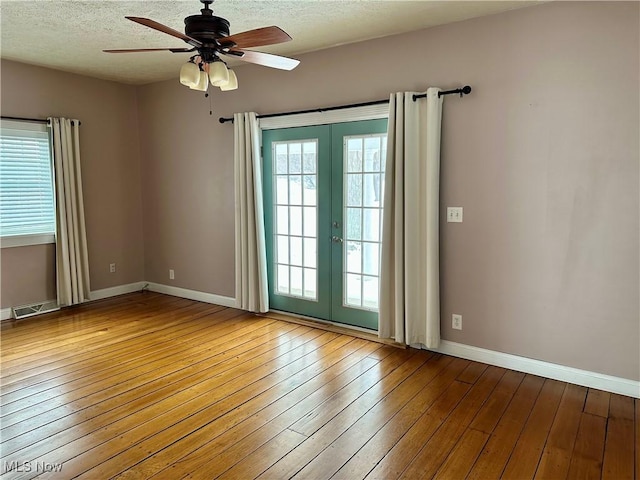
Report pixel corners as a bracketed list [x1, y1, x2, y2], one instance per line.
[12, 301, 59, 320]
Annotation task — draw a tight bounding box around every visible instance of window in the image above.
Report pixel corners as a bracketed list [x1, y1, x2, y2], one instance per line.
[272, 139, 319, 301]
[0, 119, 56, 248]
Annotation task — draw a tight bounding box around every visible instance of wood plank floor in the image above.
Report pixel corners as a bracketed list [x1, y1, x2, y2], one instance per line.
[0, 292, 636, 479]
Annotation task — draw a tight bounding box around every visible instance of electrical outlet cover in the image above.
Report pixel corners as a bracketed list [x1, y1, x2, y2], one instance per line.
[447, 207, 463, 223]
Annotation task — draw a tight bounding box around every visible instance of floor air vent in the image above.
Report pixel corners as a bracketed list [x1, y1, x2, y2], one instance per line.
[12, 301, 60, 320]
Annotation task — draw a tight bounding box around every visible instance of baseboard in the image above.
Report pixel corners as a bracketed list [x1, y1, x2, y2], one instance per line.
[2, 281, 236, 320]
[431, 340, 640, 399]
[89, 282, 146, 301]
[2, 283, 143, 320]
[146, 282, 238, 309]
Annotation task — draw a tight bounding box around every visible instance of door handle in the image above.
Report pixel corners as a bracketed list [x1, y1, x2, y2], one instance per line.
[331, 236, 343, 243]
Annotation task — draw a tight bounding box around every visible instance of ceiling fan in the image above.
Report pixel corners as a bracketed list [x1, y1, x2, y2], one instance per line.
[104, 0, 300, 92]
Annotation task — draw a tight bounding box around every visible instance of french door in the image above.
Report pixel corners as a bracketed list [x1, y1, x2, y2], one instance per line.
[262, 119, 387, 330]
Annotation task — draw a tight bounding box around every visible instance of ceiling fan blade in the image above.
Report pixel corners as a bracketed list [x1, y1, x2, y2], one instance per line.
[103, 48, 195, 53]
[220, 26, 292, 49]
[126, 16, 202, 48]
[228, 49, 300, 71]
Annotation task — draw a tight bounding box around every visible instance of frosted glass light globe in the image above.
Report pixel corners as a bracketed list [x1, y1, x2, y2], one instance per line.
[209, 62, 229, 86]
[179, 62, 200, 87]
[220, 69, 238, 91]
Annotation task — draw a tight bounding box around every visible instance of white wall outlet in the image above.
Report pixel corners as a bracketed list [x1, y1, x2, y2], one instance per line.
[452, 314, 462, 330]
[169, 269, 175, 280]
[447, 207, 463, 223]
[109, 263, 116, 273]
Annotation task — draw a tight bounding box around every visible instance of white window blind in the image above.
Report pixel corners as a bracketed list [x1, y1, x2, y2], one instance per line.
[0, 119, 55, 246]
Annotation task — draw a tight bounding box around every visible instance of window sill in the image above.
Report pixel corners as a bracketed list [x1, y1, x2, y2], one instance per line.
[1, 234, 55, 249]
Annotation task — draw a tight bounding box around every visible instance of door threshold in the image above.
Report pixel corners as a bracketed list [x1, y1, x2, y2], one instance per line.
[258, 309, 405, 349]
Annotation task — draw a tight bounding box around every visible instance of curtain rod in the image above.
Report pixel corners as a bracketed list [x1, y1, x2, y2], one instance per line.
[1, 116, 81, 126]
[218, 85, 471, 124]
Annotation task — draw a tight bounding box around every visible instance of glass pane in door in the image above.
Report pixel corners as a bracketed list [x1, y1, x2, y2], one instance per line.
[273, 140, 318, 300]
[343, 134, 386, 310]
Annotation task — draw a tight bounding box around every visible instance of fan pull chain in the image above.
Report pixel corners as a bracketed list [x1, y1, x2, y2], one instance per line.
[206, 90, 213, 115]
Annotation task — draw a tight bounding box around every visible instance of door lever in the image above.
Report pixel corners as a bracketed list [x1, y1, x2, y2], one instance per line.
[330, 236, 343, 243]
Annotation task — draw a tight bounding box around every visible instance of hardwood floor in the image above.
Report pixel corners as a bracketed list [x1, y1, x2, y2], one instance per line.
[0, 292, 636, 479]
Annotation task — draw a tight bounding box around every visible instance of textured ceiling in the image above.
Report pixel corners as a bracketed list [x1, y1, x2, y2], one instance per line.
[0, 0, 541, 85]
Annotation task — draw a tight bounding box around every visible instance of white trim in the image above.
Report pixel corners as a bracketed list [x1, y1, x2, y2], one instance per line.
[89, 282, 146, 301]
[1, 233, 55, 248]
[146, 282, 239, 309]
[429, 340, 640, 399]
[2, 282, 237, 321]
[259, 103, 389, 130]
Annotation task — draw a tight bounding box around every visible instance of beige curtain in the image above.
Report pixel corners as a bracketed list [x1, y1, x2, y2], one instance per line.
[49, 117, 90, 306]
[378, 89, 443, 347]
[234, 112, 269, 312]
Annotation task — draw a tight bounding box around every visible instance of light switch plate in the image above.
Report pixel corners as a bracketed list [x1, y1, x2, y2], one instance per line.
[447, 207, 463, 223]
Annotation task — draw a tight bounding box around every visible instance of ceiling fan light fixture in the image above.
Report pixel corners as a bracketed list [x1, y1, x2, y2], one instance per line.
[208, 61, 229, 86]
[179, 61, 200, 87]
[106, 1, 300, 95]
[190, 70, 209, 91]
[219, 69, 238, 91]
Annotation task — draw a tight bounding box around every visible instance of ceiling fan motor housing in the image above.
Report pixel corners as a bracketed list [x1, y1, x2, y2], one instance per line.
[184, 15, 230, 43]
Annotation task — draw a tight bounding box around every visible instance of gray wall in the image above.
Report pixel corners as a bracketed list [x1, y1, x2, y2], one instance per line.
[0, 60, 145, 307]
[137, 1, 639, 380]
